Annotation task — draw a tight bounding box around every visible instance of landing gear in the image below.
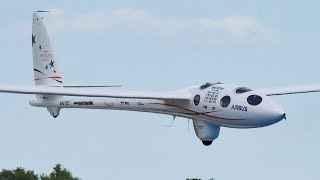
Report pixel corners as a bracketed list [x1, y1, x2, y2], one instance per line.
[47, 107, 61, 118]
[193, 120, 220, 146]
[202, 140, 213, 146]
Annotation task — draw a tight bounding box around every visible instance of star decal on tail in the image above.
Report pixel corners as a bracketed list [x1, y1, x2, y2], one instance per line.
[49, 60, 55, 68]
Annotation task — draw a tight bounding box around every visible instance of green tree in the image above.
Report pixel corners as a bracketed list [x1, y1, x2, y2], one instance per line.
[0, 164, 80, 180]
[0, 167, 38, 180]
[40, 164, 80, 180]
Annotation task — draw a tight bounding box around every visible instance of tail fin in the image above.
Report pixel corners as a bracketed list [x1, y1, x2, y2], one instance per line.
[32, 11, 63, 86]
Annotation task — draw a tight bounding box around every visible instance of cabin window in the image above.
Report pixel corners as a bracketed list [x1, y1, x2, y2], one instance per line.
[247, 95, 263, 106]
[220, 96, 231, 108]
[194, 95, 200, 106]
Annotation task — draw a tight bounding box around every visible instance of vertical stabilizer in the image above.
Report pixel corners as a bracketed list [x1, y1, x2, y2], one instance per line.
[32, 11, 63, 86]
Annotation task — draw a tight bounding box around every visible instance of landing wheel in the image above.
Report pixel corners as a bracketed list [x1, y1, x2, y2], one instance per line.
[202, 140, 213, 146]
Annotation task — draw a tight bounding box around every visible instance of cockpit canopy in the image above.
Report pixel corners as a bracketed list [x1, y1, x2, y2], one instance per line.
[235, 87, 252, 94]
[200, 82, 223, 90]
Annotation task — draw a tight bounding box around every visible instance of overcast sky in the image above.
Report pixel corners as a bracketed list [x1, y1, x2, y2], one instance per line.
[0, 0, 319, 180]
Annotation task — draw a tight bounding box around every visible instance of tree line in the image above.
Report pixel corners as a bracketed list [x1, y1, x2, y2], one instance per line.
[0, 165, 214, 180]
[0, 164, 79, 180]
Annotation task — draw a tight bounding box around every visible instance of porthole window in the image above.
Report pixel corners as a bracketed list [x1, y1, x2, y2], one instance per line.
[235, 87, 252, 94]
[220, 96, 231, 108]
[194, 95, 200, 106]
[247, 95, 263, 106]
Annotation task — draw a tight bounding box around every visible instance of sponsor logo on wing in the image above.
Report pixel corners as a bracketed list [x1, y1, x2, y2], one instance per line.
[74, 101, 93, 105]
[120, 101, 130, 105]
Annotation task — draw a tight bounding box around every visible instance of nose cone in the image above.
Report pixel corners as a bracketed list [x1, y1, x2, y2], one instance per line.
[261, 99, 286, 126]
[270, 104, 286, 121]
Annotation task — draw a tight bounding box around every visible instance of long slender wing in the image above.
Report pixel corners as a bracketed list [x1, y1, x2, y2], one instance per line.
[0, 85, 191, 101]
[259, 85, 320, 96]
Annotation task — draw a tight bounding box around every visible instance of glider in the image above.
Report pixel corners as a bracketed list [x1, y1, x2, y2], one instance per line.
[0, 11, 319, 146]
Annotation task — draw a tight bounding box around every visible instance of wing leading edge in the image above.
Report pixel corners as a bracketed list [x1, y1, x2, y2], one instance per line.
[0, 85, 191, 101]
[259, 85, 320, 96]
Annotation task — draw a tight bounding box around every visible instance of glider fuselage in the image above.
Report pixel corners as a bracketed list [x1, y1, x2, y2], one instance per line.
[30, 83, 285, 129]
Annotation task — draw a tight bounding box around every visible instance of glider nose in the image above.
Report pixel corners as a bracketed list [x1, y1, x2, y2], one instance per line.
[251, 96, 286, 127]
[274, 106, 286, 120]
[266, 100, 286, 125]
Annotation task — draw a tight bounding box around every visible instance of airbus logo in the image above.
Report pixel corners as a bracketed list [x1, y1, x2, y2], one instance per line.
[231, 104, 248, 112]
